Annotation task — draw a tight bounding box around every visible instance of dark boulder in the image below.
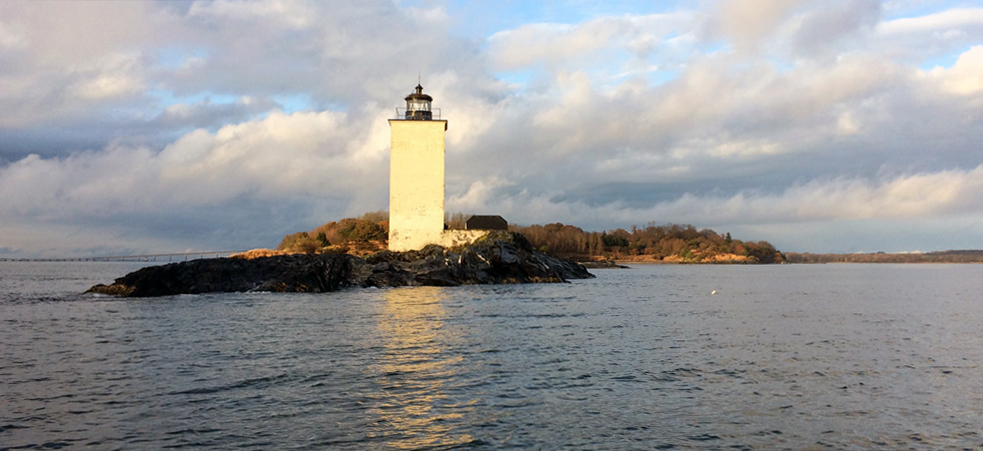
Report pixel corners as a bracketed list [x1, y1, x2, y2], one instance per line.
[87, 253, 357, 297]
[87, 232, 593, 297]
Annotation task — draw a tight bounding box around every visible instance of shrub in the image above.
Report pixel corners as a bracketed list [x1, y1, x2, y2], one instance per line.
[338, 219, 386, 242]
[278, 231, 320, 254]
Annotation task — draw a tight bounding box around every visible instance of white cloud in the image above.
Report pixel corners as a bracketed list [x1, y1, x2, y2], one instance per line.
[463, 165, 983, 247]
[447, 176, 516, 212]
[159, 110, 366, 200]
[402, 4, 450, 24]
[0, 147, 160, 220]
[0, 1, 155, 128]
[488, 12, 695, 72]
[878, 7, 983, 35]
[836, 110, 861, 134]
[0, 0, 152, 66]
[707, 0, 806, 53]
[707, 139, 783, 158]
[0, 20, 26, 49]
[70, 52, 146, 101]
[926, 45, 983, 95]
[0, 109, 385, 218]
[871, 6, 983, 65]
[187, 0, 318, 29]
[490, 22, 609, 69]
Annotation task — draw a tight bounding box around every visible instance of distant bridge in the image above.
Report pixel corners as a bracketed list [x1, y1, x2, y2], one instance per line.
[2, 250, 249, 263]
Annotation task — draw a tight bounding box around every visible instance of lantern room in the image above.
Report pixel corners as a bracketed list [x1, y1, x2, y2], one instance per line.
[403, 84, 433, 120]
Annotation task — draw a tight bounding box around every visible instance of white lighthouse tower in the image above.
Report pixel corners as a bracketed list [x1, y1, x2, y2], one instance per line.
[388, 84, 448, 252]
[387, 84, 488, 252]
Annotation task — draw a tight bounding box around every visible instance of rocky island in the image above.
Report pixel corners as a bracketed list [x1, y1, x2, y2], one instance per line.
[87, 232, 593, 297]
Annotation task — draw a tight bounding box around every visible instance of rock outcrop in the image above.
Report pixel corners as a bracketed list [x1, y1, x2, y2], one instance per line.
[87, 232, 594, 297]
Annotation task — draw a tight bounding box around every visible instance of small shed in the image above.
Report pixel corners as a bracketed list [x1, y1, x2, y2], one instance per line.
[465, 215, 508, 231]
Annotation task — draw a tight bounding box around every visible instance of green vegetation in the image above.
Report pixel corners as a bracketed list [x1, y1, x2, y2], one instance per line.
[510, 222, 785, 264]
[275, 211, 784, 264]
[277, 211, 389, 254]
[274, 212, 983, 264]
[337, 219, 386, 242]
[278, 231, 321, 254]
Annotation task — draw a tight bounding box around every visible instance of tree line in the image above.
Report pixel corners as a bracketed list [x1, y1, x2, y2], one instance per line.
[510, 222, 785, 263]
[785, 250, 983, 263]
[274, 212, 786, 264]
[271, 214, 981, 264]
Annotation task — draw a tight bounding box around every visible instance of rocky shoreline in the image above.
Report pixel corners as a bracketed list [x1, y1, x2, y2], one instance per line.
[87, 232, 593, 297]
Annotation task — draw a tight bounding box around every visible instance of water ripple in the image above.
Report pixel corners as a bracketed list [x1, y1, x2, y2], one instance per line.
[3, 263, 983, 449]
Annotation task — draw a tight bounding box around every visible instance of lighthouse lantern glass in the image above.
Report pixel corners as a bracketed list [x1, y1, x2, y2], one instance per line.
[408, 98, 430, 112]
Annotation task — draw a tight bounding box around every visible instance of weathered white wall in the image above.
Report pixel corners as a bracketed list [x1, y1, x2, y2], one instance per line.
[388, 119, 448, 252]
[437, 230, 489, 249]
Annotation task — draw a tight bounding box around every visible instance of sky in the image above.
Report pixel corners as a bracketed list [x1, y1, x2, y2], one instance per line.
[1, 0, 982, 258]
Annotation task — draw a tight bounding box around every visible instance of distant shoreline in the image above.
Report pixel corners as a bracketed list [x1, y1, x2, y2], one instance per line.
[784, 250, 983, 264]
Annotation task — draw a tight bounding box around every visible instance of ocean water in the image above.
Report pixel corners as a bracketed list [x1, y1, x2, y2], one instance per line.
[1, 261, 982, 450]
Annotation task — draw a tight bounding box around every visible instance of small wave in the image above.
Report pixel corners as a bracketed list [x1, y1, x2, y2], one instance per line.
[687, 433, 722, 441]
[0, 423, 30, 432]
[168, 373, 294, 396]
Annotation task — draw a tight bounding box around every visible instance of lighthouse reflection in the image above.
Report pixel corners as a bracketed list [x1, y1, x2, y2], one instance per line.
[371, 286, 475, 449]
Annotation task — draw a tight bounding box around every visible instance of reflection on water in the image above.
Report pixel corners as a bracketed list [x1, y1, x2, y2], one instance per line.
[372, 287, 475, 449]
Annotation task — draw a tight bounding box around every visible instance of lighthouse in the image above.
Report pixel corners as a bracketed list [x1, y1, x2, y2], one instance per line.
[388, 84, 491, 252]
[388, 84, 449, 252]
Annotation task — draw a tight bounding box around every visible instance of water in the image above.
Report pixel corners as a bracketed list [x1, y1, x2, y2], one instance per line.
[2, 262, 982, 450]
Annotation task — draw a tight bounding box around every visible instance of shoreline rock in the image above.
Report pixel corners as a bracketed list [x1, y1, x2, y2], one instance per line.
[87, 232, 594, 297]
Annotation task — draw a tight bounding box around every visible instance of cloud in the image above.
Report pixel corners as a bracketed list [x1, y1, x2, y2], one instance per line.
[487, 12, 695, 76]
[0, 107, 394, 258]
[788, 0, 882, 58]
[154, 96, 278, 129]
[490, 22, 614, 70]
[0, 1, 154, 128]
[70, 52, 146, 101]
[0, 0, 151, 66]
[925, 45, 983, 95]
[0, 0, 491, 133]
[450, 164, 983, 252]
[707, 0, 806, 53]
[878, 7, 983, 35]
[3, 1, 983, 257]
[0, 110, 383, 216]
[873, 6, 983, 64]
[187, 0, 318, 29]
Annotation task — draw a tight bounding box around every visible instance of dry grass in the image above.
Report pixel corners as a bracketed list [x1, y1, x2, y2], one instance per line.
[231, 248, 289, 259]
[344, 240, 387, 257]
[231, 242, 388, 259]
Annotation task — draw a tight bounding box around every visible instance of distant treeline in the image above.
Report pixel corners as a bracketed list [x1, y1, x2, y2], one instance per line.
[786, 250, 983, 263]
[272, 212, 785, 264]
[510, 222, 785, 264]
[266, 213, 979, 265]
